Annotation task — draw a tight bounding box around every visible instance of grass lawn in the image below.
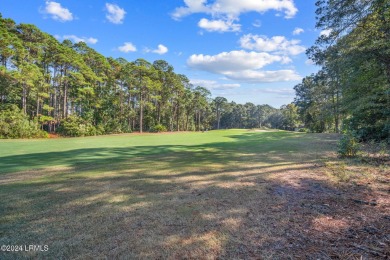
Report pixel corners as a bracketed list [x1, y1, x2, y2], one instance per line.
[0, 130, 389, 259]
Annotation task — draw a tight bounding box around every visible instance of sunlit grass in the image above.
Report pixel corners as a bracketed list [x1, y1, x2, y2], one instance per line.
[0, 130, 341, 259]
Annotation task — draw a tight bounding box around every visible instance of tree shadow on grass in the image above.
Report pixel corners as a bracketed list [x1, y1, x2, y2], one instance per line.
[0, 132, 336, 174]
[3, 133, 387, 258]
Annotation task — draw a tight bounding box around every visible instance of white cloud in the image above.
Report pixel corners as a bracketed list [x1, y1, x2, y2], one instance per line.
[280, 56, 293, 64]
[188, 50, 285, 73]
[118, 42, 137, 53]
[62, 35, 98, 44]
[224, 70, 301, 83]
[152, 44, 169, 55]
[198, 18, 241, 32]
[239, 34, 306, 56]
[320, 29, 332, 37]
[145, 44, 169, 55]
[105, 3, 126, 24]
[190, 79, 240, 90]
[171, 0, 209, 20]
[172, 0, 298, 20]
[292, 27, 304, 35]
[43, 1, 73, 22]
[187, 50, 301, 83]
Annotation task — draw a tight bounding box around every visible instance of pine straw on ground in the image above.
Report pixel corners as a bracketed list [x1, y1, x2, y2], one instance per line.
[266, 163, 390, 259]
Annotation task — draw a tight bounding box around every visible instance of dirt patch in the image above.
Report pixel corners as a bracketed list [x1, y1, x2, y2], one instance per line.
[48, 133, 60, 138]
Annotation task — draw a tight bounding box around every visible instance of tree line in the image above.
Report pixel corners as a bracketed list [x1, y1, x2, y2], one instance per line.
[293, 0, 390, 141]
[0, 14, 301, 138]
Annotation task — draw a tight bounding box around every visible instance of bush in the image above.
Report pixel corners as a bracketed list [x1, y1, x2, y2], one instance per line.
[95, 124, 106, 135]
[57, 115, 97, 137]
[103, 119, 123, 134]
[0, 105, 48, 139]
[102, 119, 132, 134]
[337, 133, 360, 158]
[35, 130, 49, 138]
[150, 124, 167, 133]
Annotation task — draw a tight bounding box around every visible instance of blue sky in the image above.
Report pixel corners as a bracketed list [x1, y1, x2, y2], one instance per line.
[1, 0, 321, 107]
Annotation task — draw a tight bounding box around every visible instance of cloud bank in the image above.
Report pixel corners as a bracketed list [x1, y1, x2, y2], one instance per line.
[239, 34, 306, 56]
[172, 0, 298, 20]
[187, 50, 301, 83]
[172, 0, 298, 33]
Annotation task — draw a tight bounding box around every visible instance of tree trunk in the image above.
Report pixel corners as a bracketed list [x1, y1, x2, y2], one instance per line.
[170, 106, 174, 131]
[198, 111, 201, 131]
[128, 115, 132, 131]
[217, 109, 220, 130]
[176, 104, 180, 131]
[22, 84, 27, 114]
[335, 87, 340, 133]
[63, 82, 67, 118]
[185, 112, 189, 131]
[139, 92, 143, 133]
[36, 92, 40, 117]
[157, 102, 161, 124]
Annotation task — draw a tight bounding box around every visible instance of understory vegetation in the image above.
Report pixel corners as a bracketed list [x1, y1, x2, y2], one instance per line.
[0, 104, 47, 138]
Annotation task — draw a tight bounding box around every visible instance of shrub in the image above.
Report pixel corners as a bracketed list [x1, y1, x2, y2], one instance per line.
[57, 115, 97, 137]
[103, 119, 123, 134]
[95, 124, 106, 135]
[337, 133, 360, 158]
[101, 119, 132, 134]
[150, 124, 167, 133]
[0, 105, 48, 139]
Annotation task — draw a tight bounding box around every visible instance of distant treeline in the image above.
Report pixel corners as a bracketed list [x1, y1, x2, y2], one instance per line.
[293, 0, 390, 141]
[0, 14, 300, 138]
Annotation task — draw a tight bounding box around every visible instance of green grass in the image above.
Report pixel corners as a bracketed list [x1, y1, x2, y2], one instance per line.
[0, 130, 333, 174]
[0, 130, 341, 259]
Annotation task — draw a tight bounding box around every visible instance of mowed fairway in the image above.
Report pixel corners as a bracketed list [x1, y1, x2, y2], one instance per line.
[1, 130, 389, 259]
